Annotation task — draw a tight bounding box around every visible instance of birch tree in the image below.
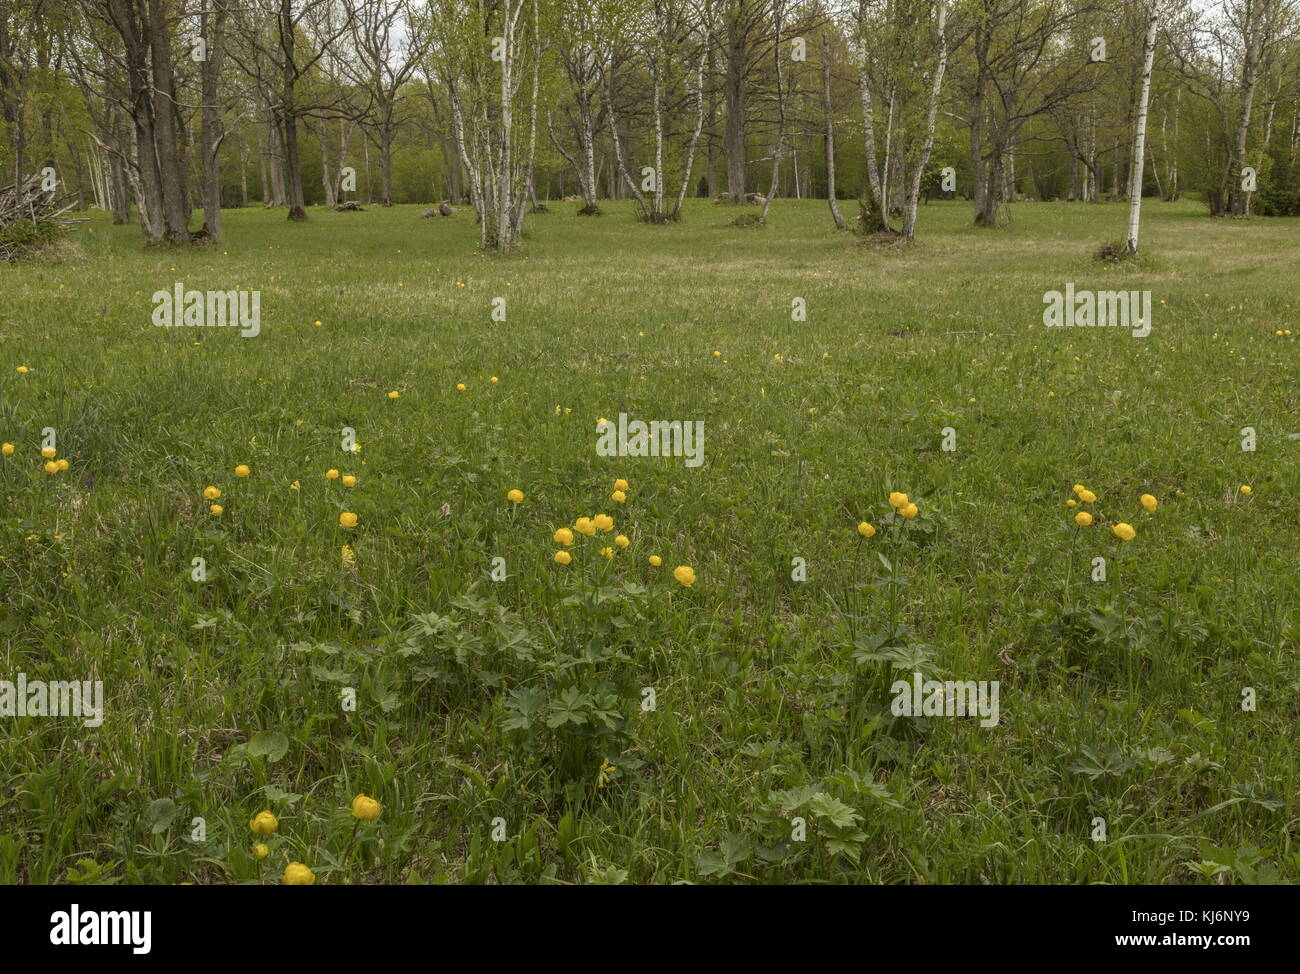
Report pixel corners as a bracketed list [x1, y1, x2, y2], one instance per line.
[548, 0, 609, 214]
[901, 0, 947, 239]
[1126, 2, 1160, 252]
[431, 0, 538, 250]
[821, 31, 845, 228]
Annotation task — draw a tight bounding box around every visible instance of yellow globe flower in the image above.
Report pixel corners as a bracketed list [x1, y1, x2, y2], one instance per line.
[673, 565, 696, 587]
[611, 490, 627, 503]
[1239, 485, 1252, 495]
[1140, 494, 1157, 511]
[56, 458, 69, 471]
[857, 521, 876, 538]
[350, 794, 382, 820]
[16, 366, 29, 374]
[506, 489, 524, 503]
[554, 549, 572, 565]
[900, 503, 918, 519]
[283, 862, 315, 885]
[615, 534, 630, 548]
[574, 517, 596, 537]
[1112, 522, 1136, 541]
[388, 390, 400, 399]
[456, 383, 467, 391]
[326, 468, 339, 479]
[1, 443, 13, 456]
[553, 527, 574, 546]
[1077, 489, 1097, 504]
[234, 464, 250, 478]
[648, 555, 662, 567]
[1075, 511, 1093, 526]
[249, 810, 278, 836]
[1066, 499, 1076, 507]
[614, 479, 629, 491]
[888, 491, 908, 509]
[593, 514, 614, 532]
[601, 546, 614, 559]
[41, 446, 56, 459]
[1072, 484, 1086, 496]
[339, 512, 358, 528]
[490, 376, 499, 383]
[252, 843, 269, 861]
[209, 504, 223, 516]
[342, 475, 357, 488]
[43, 460, 58, 474]
[314, 319, 322, 327]
[203, 485, 221, 500]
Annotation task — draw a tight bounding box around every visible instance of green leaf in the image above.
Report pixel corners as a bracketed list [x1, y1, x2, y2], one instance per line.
[247, 730, 289, 763]
[1178, 709, 1216, 732]
[807, 792, 861, 829]
[142, 798, 178, 835]
[263, 784, 303, 805]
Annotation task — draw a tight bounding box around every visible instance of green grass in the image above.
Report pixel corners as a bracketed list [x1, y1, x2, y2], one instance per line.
[1, 197, 1298, 884]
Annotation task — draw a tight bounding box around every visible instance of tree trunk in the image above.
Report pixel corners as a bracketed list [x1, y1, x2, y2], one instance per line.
[1229, 21, 1262, 216]
[282, 112, 307, 219]
[495, 0, 520, 250]
[1125, 8, 1158, 255]
[969, 54, 988, 224]
[199, 0, 228, 240]
[723, 8, 747, 199]
[758, 0, 787, 225]
[146, 0, 191, 243]
[902, 0, 947, 240]
[379, 118, 393, 205]
[672, 43, 709, 220]
[822, 33, 844, 230]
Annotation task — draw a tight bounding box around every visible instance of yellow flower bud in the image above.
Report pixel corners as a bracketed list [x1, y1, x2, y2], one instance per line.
[283, 862, 315, 885]
[350, 794, 382, 821]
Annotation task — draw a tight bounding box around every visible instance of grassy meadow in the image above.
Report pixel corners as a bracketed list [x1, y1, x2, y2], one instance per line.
[1, 197, 1298, 884]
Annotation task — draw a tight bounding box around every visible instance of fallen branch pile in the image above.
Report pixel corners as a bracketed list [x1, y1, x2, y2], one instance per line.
[0, 174, 81, 260]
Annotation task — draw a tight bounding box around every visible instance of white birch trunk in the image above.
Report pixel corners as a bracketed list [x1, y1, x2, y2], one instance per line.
[1125, 8, 1158, 255]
